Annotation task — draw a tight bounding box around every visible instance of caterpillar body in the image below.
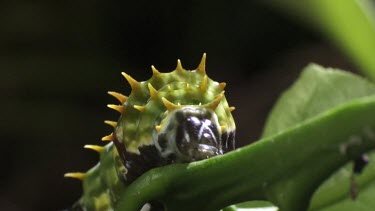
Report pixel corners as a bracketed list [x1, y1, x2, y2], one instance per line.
[65, 54, 236, 210]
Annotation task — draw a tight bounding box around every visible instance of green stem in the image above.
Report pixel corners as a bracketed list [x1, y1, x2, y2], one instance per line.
[115, 97, 375, 211]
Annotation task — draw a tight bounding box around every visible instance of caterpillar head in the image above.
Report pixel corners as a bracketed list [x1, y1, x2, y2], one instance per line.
[156, 102, 224, 162]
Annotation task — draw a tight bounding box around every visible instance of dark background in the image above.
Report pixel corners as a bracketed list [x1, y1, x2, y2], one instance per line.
[1, 1, 359, 210]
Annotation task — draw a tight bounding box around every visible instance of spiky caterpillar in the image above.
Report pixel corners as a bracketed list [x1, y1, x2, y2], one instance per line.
[65, 54, 236, 210]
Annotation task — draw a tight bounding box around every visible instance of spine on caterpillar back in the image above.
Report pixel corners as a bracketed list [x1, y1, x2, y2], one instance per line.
[65, 54, 236, 210]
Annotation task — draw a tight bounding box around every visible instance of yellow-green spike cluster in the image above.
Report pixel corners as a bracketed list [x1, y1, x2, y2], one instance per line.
[106, 53, 236, 154]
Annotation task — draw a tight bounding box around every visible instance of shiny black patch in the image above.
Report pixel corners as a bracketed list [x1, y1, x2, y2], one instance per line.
[175, 116, 221, 157]
[172, 108, 223, 160]
[113, 137, 167, 184]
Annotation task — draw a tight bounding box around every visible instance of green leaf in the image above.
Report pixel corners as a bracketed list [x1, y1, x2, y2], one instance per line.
[261, 64, 375, 211]
[262, 63, 375, 138]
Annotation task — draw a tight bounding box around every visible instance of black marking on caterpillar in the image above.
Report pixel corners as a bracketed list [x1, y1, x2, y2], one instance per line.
[65, 54, 236, 210]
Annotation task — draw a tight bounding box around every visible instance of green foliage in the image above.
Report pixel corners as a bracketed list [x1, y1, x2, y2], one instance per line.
[115, 65, 375, 211]
[261, 64, 375, 210]
[263, 0, 375, 81]
[262, 63, 375, 137]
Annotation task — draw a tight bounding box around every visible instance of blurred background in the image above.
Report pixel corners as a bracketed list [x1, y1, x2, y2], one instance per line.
[2, 1, 373, 210]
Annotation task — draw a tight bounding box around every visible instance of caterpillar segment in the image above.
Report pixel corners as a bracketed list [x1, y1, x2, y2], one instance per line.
[65, 54, 236, 211]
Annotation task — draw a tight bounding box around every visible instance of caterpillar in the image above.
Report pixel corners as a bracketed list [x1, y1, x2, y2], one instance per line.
[65, 54, 236, 210]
